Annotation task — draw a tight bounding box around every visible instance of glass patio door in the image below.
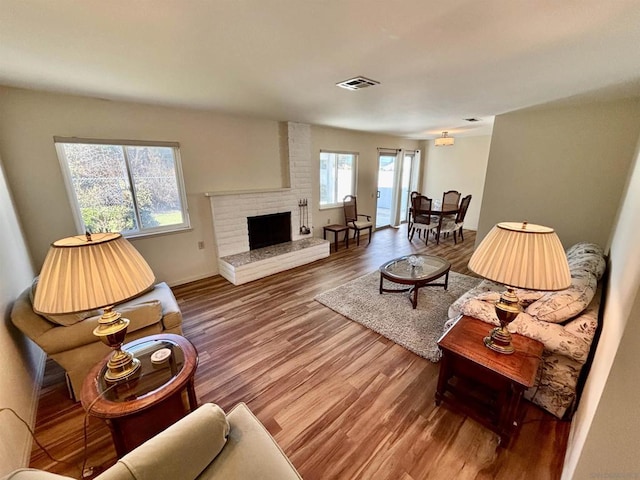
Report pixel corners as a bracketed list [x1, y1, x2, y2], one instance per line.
[376, 149, 420, 228]
[376, 153, 396, 228]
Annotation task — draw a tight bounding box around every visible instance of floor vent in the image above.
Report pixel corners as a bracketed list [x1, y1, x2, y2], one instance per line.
[336, 76, 380, 90]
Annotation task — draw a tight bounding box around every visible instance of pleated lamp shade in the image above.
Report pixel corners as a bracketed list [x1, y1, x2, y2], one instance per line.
[468, 222, 571, 291]
[33, 232, 155, 314]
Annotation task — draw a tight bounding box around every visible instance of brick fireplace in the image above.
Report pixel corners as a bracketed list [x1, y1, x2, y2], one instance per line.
[206, 122, 329, 284]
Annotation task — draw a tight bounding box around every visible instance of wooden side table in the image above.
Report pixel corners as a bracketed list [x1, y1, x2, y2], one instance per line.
[323, 224, 349, 252]
[435, 315, 543, 447]
[81, 333, 199, 457]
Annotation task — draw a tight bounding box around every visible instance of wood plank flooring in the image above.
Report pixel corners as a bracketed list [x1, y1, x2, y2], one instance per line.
[29, 226, 570, 479]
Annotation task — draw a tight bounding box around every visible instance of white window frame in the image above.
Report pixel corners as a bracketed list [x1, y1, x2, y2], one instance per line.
[54, 137, 190, 238]
[319, 150, 358, 209]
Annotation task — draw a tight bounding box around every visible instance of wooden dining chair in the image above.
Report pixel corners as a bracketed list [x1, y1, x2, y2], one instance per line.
[407, 191, 420, 238]
[343, 195, 373, 245]
[436, 194, 472, 244]
[409, 194, 434, 243]
[442, 190, 461, 209]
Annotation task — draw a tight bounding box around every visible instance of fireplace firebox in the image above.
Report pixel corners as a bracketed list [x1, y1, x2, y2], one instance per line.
[247, 212, 292, 250]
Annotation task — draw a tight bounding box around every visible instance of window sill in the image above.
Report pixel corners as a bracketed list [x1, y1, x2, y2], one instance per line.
[122, 225, 193, 241]
[319, 204, 344, 211]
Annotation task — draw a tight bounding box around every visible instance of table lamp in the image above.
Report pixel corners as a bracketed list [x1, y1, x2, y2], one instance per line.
[468, 222, 571, 354]
[33, 232, 155, 381]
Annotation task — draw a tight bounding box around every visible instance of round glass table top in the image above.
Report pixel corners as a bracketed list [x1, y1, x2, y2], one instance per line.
[97, 338, 185, 402]
[380, 254, 451, 282]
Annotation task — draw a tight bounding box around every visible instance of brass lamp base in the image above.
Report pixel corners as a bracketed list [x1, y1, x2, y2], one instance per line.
[104, 349, 141, 382]
[93, 306, 140, 383]
[484, 327, 515, 354]
[484, 287, 521, 355]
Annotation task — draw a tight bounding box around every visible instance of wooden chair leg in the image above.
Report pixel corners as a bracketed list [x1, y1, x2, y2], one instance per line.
[459, 228, 464, 242]
[367, 226, 372, 244]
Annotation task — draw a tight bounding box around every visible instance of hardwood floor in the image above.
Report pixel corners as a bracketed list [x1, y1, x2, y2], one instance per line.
[29, 226, 570, 479]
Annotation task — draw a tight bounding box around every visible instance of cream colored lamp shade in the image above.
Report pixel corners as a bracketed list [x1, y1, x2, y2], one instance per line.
[468, 222, 571, 354]
[435, 131, 454, 147]
[34, 232, 155, 382]
[34, 232, 155, 314]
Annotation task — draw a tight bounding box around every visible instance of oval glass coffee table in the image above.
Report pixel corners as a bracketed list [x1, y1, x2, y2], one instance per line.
[379, 254, 451, 309]
[81, 333, 198, 457]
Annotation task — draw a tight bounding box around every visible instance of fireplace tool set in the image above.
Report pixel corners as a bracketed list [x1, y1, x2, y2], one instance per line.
[298, 198, 310, 234]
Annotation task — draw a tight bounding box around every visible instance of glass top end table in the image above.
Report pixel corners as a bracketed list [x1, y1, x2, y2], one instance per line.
[81, 333, 199, 457]
[97, 337, 186, 402]
[379, 254, 451, 309]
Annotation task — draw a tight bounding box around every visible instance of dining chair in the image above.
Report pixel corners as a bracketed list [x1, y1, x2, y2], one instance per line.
[442, 190, 461, 209]
[409, 194, 434, 243]
[435, 194, 472, 244]
[407, 191, 420, 238]
[343, 195, 373, 245]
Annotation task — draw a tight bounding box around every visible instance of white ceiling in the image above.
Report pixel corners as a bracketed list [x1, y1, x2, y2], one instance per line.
[2, 0, 640, 139]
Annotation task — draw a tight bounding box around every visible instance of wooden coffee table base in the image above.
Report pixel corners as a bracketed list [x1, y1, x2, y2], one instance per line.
[435, 316, 543, 447]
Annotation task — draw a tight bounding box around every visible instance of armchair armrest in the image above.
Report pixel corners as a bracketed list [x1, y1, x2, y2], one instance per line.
[96, 403, 230, 480]
[357, 213, 371, 221]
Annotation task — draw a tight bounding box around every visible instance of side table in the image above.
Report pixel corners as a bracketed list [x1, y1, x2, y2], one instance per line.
[435, 315, 543, 446]
[81, 333, 199, 457]
[323, 224, 349, 252]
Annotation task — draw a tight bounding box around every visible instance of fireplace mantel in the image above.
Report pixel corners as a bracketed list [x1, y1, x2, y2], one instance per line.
[204, 187, 291, 197]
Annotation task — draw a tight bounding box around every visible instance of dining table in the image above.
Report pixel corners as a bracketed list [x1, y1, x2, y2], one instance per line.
[409, 199, 459, 244]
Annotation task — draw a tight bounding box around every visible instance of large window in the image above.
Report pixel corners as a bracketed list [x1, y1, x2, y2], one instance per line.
[319, 150, 357, 207]
[55, 137, 190, 237]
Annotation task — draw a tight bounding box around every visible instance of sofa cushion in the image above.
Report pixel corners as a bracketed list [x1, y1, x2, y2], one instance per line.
[525, 270, 598, 324]
[567, 250, 606, 279]
[565, 242, 604, 259]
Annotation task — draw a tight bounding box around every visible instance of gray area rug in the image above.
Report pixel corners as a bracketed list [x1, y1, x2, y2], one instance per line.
[315, 270, 481, 362]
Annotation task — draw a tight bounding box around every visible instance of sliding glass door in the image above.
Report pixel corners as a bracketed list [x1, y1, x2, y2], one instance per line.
[376, 153, 396, 228]
[376, 149, 420, 228]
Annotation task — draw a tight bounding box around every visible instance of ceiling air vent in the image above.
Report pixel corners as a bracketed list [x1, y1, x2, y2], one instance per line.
[336, 76, 380, 90]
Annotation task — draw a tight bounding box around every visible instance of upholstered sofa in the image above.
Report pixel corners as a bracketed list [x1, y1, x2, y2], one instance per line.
[2, 402, 303, 480]
[446, 242, 606, 418]
[11, 281, 183, 401]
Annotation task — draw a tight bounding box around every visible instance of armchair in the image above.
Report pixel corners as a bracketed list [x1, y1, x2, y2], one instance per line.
[2, 402, 302, 480]
[343, 195, 373, 246]
[11, 281, 183, 401]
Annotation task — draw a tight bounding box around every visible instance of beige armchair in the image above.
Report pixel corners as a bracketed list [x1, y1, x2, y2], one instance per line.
[11, 281, 183, 401]
[2, 403, 302, 480]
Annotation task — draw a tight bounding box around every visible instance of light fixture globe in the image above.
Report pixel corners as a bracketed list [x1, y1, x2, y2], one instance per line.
[435, 131, 455, 147]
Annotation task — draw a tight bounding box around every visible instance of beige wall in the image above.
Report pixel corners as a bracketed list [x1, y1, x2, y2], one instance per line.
[0, 86, 286, 285]
[480, 96, 640, 479]
[478, 98, 640, 248]
[564, 139, 640, 479]
[310, 125, 420, 231]
[421, 135, 491, 230]
[0, 156, 44, 476]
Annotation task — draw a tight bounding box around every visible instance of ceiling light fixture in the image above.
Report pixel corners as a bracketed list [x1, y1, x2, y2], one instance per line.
[435, 131, 454, 147]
